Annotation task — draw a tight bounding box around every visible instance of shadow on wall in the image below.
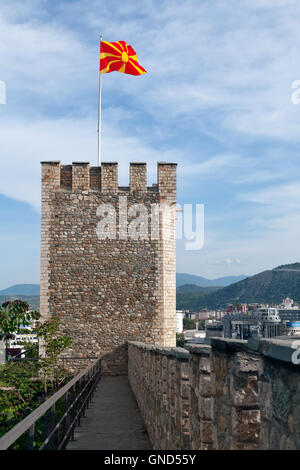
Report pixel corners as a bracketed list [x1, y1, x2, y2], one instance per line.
[101, 344, 128, 376]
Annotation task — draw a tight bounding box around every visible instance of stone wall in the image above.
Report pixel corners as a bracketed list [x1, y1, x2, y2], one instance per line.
[40, 161, 177, 375]
[128, 342, 191, 449]
[128, 337, 300, 450]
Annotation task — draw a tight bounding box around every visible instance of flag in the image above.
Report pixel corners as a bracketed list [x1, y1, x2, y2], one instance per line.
[100, 40, 147, 76]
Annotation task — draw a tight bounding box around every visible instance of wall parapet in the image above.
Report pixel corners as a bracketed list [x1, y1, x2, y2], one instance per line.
[128, 342, 190, 450]
[41, 161, 177, 196]
[128, 337, 300, 450]
[129, 341, 189, 360]
[247, 336, 300, 364]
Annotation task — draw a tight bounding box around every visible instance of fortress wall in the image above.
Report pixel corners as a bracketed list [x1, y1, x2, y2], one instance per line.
[40, 161, 177, 375]
[128, 337, 300, 450]
[128, 342, 191, 450]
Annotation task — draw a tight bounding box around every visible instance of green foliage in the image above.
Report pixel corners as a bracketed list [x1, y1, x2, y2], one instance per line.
[0, 317, 73, 447]
[0, 361, 43, 435]
[21, 341, 39, 359]
[183, 317, 197, 330]
[0, 299, 40, 344]
[35, 317, 72, 394]
[176, 332, 186, 347]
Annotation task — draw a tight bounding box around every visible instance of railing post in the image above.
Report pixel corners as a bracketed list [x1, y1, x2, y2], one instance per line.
[43, 410, 49, 448]
[49, 404, 55, 449]
[28, 424, 35, 450]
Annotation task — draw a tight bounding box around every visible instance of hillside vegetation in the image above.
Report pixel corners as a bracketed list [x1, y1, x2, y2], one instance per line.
[176, 263, 300, 311]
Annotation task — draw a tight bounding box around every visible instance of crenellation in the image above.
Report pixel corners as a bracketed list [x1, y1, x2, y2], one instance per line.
[157, 162, 177, 201]
[41, 161, 61, 191]
[72, 162, 90, 191]
[42, 161, 177, 194]
[101, 162, 118, 193]
[130, 162, 147, 193]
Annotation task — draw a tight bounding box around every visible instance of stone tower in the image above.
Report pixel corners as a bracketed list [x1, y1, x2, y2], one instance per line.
[40, 161, 177, 374]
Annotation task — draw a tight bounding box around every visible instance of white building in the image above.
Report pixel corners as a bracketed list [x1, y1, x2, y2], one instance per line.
[176, 310, 185, 333]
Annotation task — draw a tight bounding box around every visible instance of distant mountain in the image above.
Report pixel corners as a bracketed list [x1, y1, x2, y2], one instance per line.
[0, 284, 40, 296]
[176, 284, 221, 310]
[176, 273, 247, 288]
[177, 284, 220, 294]
[176, 263, 300, 311]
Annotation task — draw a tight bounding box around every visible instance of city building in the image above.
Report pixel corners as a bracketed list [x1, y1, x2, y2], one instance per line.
[176, 310, 185, 333]
[283, 321, 300, 336]
[205, 320, 223, 338]
[223, 307, 282, 339]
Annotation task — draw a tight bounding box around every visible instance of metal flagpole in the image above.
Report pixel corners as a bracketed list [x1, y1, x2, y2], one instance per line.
[97, 34, 103, 166]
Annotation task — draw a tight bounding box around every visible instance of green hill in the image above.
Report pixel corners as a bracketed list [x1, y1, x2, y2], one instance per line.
[176, 284, 221, 310]
[176, 262, 300, 311]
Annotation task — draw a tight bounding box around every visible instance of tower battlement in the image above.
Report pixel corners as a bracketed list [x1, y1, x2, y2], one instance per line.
[41, 161, 177, 198]
[40, 160, 177, 375]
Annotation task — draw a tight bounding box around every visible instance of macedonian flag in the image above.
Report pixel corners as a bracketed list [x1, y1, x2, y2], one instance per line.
[100, 40, 147, 76]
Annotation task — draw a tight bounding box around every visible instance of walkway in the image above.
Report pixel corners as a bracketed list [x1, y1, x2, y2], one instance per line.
[66, 376, 152, 450]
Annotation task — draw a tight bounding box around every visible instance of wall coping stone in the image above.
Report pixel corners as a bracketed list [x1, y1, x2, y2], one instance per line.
[248, 336, 300, 365]
[130, 337, 300, 365]
[185, 344, 211, 355]
[206, 337, 249, 354]
[157, 162, 178, 166]
[128, 342, 189, 360]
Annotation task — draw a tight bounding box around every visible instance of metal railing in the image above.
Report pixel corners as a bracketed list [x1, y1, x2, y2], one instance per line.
[0, 357, 102, 450]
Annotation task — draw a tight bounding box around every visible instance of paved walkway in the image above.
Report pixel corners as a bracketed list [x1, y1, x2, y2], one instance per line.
[66, 376, 152, 450]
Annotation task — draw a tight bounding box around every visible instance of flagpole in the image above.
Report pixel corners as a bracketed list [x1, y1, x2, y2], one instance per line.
[97, 34, 103, 166]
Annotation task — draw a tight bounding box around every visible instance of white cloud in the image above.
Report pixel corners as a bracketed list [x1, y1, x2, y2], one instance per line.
[2, 0, 300, 141]
[240, 182, 300, 207]
[0, 114, 185, 211]
[180, 154, 244, 176]
[210, 257, 242, 266]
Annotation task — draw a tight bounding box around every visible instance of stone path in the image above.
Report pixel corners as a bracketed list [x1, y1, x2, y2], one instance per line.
[66, 376, 152, 450]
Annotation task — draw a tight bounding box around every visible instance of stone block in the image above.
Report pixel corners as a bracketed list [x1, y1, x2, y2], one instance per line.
[232, 409, 260, 443]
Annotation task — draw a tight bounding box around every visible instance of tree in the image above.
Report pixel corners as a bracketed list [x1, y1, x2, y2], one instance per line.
[176, 332, 186, 348]
[0, 315, 72, 445]
[35, 317, 72, 394]
[183, 317, 197, 330]
[0, 300, 40, 361]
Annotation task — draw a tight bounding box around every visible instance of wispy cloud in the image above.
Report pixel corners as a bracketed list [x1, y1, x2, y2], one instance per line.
[210, 258, 242, 266]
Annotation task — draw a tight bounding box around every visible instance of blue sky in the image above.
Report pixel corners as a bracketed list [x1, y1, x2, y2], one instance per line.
[1, 0, 300, 289]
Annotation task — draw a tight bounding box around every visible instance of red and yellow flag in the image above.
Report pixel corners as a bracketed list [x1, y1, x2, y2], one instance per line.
[100, 40, 147, 76]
